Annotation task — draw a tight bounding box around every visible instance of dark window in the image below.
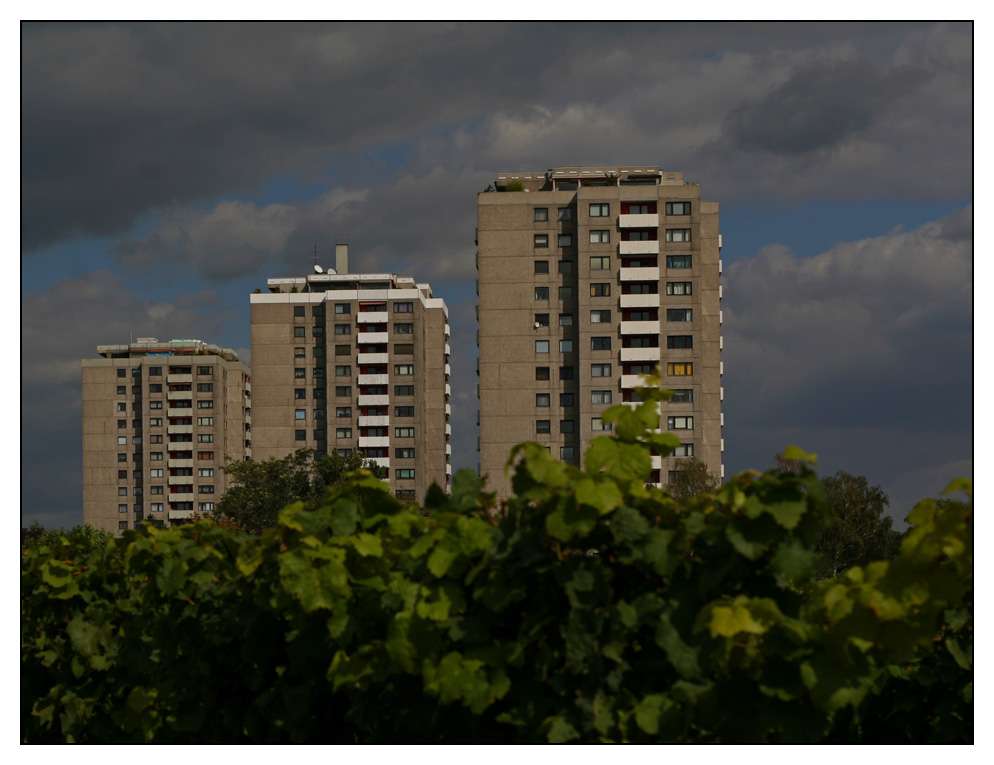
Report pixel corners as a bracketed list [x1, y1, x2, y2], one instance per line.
[591, 337, 611, 350]
[667, 336, 693, 349]
[534, 261, 549, 274]
[294, 306, 305, 317]
[536, 420, 551, 434]
[534, 207, 548, 221]
[535, 367, 550, 381]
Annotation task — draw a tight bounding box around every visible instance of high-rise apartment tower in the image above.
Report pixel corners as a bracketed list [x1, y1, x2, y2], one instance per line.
[250, 245, 451, 502]
[476, 166, 723, 498]
[82, 339, 252, 534]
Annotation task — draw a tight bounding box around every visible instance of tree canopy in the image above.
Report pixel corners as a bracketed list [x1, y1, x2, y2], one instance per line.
[666, 457, 720, 498]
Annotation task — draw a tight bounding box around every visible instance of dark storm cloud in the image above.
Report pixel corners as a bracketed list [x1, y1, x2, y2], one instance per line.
[23, 22, 971, 255]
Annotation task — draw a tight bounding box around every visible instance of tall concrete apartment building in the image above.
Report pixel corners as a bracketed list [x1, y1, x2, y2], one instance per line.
[477, 166, 723, 498]
[250, 245, 451, 502]
[82, 339, 252, 534]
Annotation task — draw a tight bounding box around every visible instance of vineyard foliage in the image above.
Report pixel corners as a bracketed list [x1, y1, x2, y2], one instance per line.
[21, 380, 972, 743]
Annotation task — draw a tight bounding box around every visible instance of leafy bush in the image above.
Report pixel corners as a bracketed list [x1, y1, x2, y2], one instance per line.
[21, 383, 971, 743]
[21, 522, 114, 550]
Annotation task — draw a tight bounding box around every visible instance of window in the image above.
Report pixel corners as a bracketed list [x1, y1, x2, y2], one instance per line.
[314, 409, 326, 420]
[590, 256, 610, 270]
[591, 337, 612, 350]
[148, 367, 162, 376]
[118, 469, 128, 479]
[559, 339, 573, 353]
[294, 326, 306, 337]
[673, 444, 695, 457]
[667, 309, 693, 322]
[627, 363, 654, 375]
[394, 344, 414, 355]
[592, 417, 612, 431]
[294, 347, 307, 358]
[117, 403, 127, 412]
[535, 340, 549, 354]
[293, 306, 306, 317]
[666, 282, 693, 296]
[534, 260, 549, 274]
[558, 207, 572, 220]
[670, 389, 694, 403]
[150, 419, 162, 428]
[199, 485, 215, 494]
[591, 363, 612, 377]
[557, 260, 572, 274]
[395, 385, 414, 396]
[150, 452, 163, 461]
[667, 336, 693, 349]
[396, 489, 416, 501]
[197, 434, 214, 443]
[336, 428, 352, 438]
[560, 420, 574, 433]
[561, 446, 576, 461]
[536, 393, 550, 407]
[119, 521, 129, 530]
[334, 386, 350, 397]
[295, 367, 306, 378]
[558, 314, 573, 327]
[197, 502, 215, 512]
[395, 364, 414, 375]
[590, 310, 611, 323]
[535, 367, 550, 380]
[312, 387, 326, 399]
[395, 448, 415, 459]
[666, 229, 692, 242]
[535, 287, 549, 300]
[312, 305, 326, 317]
[118, 420, 127, 429]
[196, 400, 213, 409]
[666, 202, 692, 215]
[117, 369, 126, 378]
[534, 234, 548, 248]
[197, 417, 214, 426]
[666, 254, 692, 269]
[590, 283, 610, 297]
[589, 230, 610, 244]
[335, 324, 351, 335]
[394, 323, 414, 334]
[534, 207, 548, 221]
[626, 283, 654, 295]
[395, 427, 414, 438]
[335, 365, 351, 376]
[393, 406, 413, 417]
[118, 453, 128, 462]
[667, 362, 693, 376]
[558, 234, 572, 248]
[149, 384, 162, 393]
[668, 416, 694, 430]
[150, 485, 163, 495]
[314, 430, 325, 440]
[628, 204, 650, 215]
[295, 429, 307, 441]
[394, 302, 413, 313]
[591, 390, 612, 404]
[535, 313, 550, 328]
[118, 487, 128, 496]
[590, 203, 609, 217]
[295, 409, 307, 420]
[396, 469, 416, 480]
[198, 468, 214, 478]
[295, 388, 307, 400]
[559, 286, 573, 300]
[336, 407, 352, 418]
[536, 420, 551, 434]
[151, 503, 164, 513]
[559, 366, 575, 380]
[335, 303, 351, 314]
[560, 393, 574, 407]
[117, 386, 126, 395]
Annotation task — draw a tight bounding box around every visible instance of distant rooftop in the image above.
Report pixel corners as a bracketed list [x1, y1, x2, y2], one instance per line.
[490, 166, 687, 192]
[96, 338, 241, 362]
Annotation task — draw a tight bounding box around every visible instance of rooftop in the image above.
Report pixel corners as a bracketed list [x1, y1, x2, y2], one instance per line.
[95, 338, 241, 362]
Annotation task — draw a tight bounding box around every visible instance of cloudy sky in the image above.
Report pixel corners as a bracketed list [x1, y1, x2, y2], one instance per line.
[22, 21, 972, 529]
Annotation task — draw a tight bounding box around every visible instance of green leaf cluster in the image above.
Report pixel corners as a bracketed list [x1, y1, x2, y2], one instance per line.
[22, 387, 972, 743]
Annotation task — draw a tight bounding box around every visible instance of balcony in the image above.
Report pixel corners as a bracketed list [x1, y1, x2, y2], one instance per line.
[357, 312, 388, 324]
[444, 322, 451, 338]
[364, 457, 389, 469]
[619, 240, 660, 255]
[445, 403, 451, 417]
[357, 352, 389, 364]
[167, 374, 193, 384]
[357, 332, 389, 344]
[444, 363, 451, 376]
[620, 293, 660, 308]
[619, 266, 660, 281]
[167, 475, 193, 485]
[168, 509, 195, 520]
[621, 374, 648, 388]
[167, 391, 193, 400]
[444, 342, 451, 356]
[620, 320, 660, 335]
[358, 394, 389, 406]
[445, 383, 451, 397]
[445, 443, 452, 456]
[169, 490, 194, 500]
[358, 436, 390, 448]
[167, 424, 193, 434]
[619, 213, 659, 228]
[620, 347, 661, 362]
[651, 455, 663, 469]
[358, 374, 389, 386]
[359, 415, 390, 427]
[167, 459, 193, 468]
[445, 423, 452, 436]
[445, 464, 452, 476]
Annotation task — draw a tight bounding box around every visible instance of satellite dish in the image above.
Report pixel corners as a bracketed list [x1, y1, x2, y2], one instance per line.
[314, 265, 323, 274]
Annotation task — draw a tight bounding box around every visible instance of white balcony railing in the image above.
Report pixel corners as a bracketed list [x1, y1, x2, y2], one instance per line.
[167, 459, 194, 468]
[365, 457, 389, 469]
[445, 383, 451, 397]
[167, 424, 193, 434]
[618, 240, 660, 255]
[620, 347, 661, 362]
[619, 213, 659, 228]
[358, 436, 390, 448]
[444, 363, 451, 376]
[619, 266, 660, 281]
[167, 475, 192, 485]
[445, 403, 451, 416]
[620, 320, 660, 335]
[619, 293, 660, 308]
[444, 342, 451, 356]
[357, 332, 389, 344]
[358, 394, 390, 406]
[356, 312, 388, 324]
[168, 509, 195, 520]
[167, 374, 193, 384]
[168, 491, 194, 500]
[357, 353, 389, 365]
[167, 391, 193, 400]
[445, 443, 452, 456]
[358, 374, 389, 386]
[445, 423, 452, 436]
[358, 415, 390, 427]
[444, 323, 451, 338]
[620, 375, 645, 388]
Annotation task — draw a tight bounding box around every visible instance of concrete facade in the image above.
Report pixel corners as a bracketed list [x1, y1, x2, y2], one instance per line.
[250, 246, 451, 503]
[82, 339, 252, 535]
[477, 167, 723, 498]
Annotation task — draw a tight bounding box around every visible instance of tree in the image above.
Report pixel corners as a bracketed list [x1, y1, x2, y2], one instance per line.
[667, 457, 720, 498]
[772, 451, 805, 476]
[815, 470, 903, 579]
[214, 448, 380, 534]
[21, 522, 114, 550]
